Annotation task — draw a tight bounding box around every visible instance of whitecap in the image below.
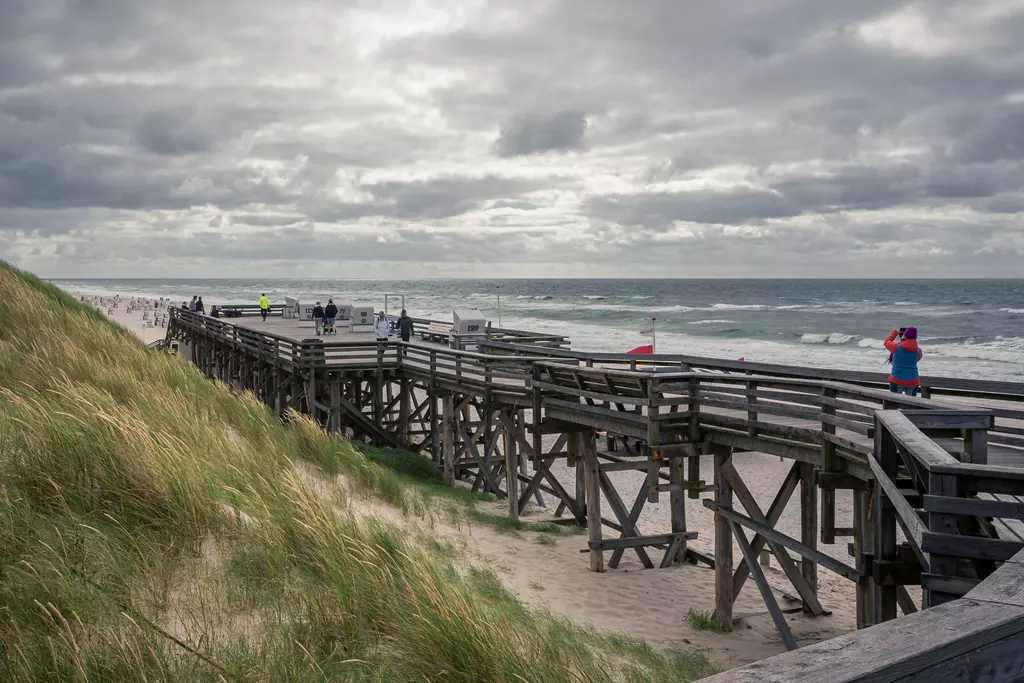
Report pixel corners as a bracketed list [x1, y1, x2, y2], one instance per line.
[801, 332, 859, 345]
[711, 303, 769, 310]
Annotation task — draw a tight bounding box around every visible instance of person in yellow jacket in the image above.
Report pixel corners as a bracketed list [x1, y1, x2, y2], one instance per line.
[259, 293, 269, 321]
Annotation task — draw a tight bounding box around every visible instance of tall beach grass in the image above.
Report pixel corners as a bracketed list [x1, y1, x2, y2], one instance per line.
[0, 262, 714, 682]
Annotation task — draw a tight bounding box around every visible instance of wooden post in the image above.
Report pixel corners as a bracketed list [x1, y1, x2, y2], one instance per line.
[687, 373, 701, 500]
[305, 352, 317, 418]
[746, 377, 758, 438]
[800, 462, 818, 615]
[442, 393, 455, 486]
[399, 378, 411, 447]
[714, 448, 734, 631]
[669, 454, 687, 565]
[964, 428, 988, 465]
[567, 430, 586, 522]
[374, 348, 384, 439]
[329, 379, 341, 433]
[277, 374, 289, 417]
[820, 386, 837, 544]
[532, 363, 545, 509]
[648, 377, 661, 504]
[854, 488, 875, 628]
[430, 356, 440, 463]
[873, 416, 899, 624]
[505, 408, 519, 521]
[583, 430, 604, 572]
[483, 403, 494, 495]
[926, 472, 960, 608]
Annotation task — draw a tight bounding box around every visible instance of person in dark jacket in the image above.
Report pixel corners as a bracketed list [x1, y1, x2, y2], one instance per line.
[884, 326, 923, 396]
[397, 310, 414, 355]
[312, 301, 325, 335]
[323, 300, 338, 335]
[195, 297, 205, 315]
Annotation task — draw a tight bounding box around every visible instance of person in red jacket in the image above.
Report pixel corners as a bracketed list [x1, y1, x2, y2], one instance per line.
[885, 326, 923, 396]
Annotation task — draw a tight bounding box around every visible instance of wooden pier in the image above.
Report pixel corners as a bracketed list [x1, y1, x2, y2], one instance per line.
[166, 307, 1024, 678]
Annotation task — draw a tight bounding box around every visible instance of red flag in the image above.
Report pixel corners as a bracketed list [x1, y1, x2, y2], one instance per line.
[628, 344, 654, 355]
[737, 357, 745, 361]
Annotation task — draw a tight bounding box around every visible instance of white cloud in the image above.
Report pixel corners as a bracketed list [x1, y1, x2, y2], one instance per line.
[1, 0, 1024, 277]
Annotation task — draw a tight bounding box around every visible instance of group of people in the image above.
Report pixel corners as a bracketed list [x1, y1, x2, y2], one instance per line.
[311, 300, 339, 335]
[309, 300, 415, 344]
[182, 296, 205, 313]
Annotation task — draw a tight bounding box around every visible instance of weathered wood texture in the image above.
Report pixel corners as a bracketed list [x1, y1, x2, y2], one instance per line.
[696, 549, 1024, 682]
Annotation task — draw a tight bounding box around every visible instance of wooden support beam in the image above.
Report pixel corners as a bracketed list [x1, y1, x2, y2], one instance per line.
[584, 431, 604, 572]
[669, 454, 688, 566]
[873, 417, 900, 624]
[721, 463, 824, 616]
[731, 520, 799, 651]
[707, 499, 863, 583]
[926, 471, 960, 609]
[398, 378, 411, 447]
[800, 462, 819, 615]
[820, 386, 838, 545]
[599, 470, 654, 569]
[714, 449, 734, 631]
[732, 461, 802, 599]
[504, 408, 519, 522]
[442, 394, 455, 486]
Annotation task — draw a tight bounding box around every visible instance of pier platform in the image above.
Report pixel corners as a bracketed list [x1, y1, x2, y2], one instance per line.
[165, 307, 1024, 680]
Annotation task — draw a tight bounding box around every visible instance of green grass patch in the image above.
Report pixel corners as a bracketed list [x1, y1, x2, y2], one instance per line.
[0, 261, 714, 682]
[687, 608, 729, 634]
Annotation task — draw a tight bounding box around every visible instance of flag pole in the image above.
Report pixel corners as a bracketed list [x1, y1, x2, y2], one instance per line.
[496, 285, 502, 328]
[652, 317, 656, 353]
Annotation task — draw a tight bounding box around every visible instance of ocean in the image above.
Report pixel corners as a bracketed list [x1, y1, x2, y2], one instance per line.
[53, 278, 1024, 382]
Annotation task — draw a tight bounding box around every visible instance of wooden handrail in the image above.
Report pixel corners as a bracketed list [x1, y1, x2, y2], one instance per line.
[695, 550, 1024, 682]
[481, 339, 1024, 400]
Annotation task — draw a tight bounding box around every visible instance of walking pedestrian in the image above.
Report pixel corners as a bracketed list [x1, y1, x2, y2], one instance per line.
[195, 297, 205, 315]
[259, 293, 270, 321]
[324, 299, 338, 335]
[374, 310, 390, 342]
[397, 309, 414, 353]
[312, 301, 325, 335]
[189, 296, 197, 312]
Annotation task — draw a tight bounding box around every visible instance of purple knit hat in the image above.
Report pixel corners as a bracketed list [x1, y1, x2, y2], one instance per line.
[903, 326, 918, 340]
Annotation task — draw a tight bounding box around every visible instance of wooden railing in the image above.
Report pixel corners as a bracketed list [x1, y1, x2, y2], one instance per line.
[869, 409, 1024, 611]
[170, 307, 536, 396]
[697, 546, 1024, 682]
[485, 340, 1024, 465]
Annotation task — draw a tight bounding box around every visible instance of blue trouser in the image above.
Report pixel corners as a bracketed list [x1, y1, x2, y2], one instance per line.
[889, 382, 919, 397]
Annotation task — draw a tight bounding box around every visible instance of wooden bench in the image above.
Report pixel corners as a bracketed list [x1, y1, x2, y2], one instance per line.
[420, 322, 452, 344]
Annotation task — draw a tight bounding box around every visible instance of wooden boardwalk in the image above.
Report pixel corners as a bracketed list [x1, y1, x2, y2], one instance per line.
[165, 307, 1024, 678]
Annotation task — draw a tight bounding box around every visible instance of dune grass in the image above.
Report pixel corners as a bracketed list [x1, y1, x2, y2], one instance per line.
[0, 262, 715, 682]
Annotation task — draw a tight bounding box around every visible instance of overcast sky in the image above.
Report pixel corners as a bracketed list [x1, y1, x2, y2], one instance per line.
[3, 0, 1024, 278]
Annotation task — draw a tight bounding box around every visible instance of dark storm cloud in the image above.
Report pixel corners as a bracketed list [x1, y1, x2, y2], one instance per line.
[493, 110, 588, 157]
[365, 175, 547, 219]
[586, 188, 799, 228]
[134, 108, 213, 155]
[4, 0, 1024, 276]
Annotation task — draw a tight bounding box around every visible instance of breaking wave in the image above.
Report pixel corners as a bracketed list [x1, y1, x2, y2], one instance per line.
[800, 332, 860, 345]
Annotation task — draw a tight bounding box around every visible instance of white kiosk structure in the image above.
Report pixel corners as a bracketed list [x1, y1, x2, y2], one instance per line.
[334, 301, 354, 324]
[351, 303, 376, 333]
[452, 309, 487, 350]
[298, 302, 316, 327]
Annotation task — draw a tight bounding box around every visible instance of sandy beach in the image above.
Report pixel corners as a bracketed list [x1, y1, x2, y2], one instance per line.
[75, 286, 862, 670]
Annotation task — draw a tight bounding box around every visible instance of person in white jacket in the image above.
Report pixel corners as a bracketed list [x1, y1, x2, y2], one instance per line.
[374, 311, 390, 342]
